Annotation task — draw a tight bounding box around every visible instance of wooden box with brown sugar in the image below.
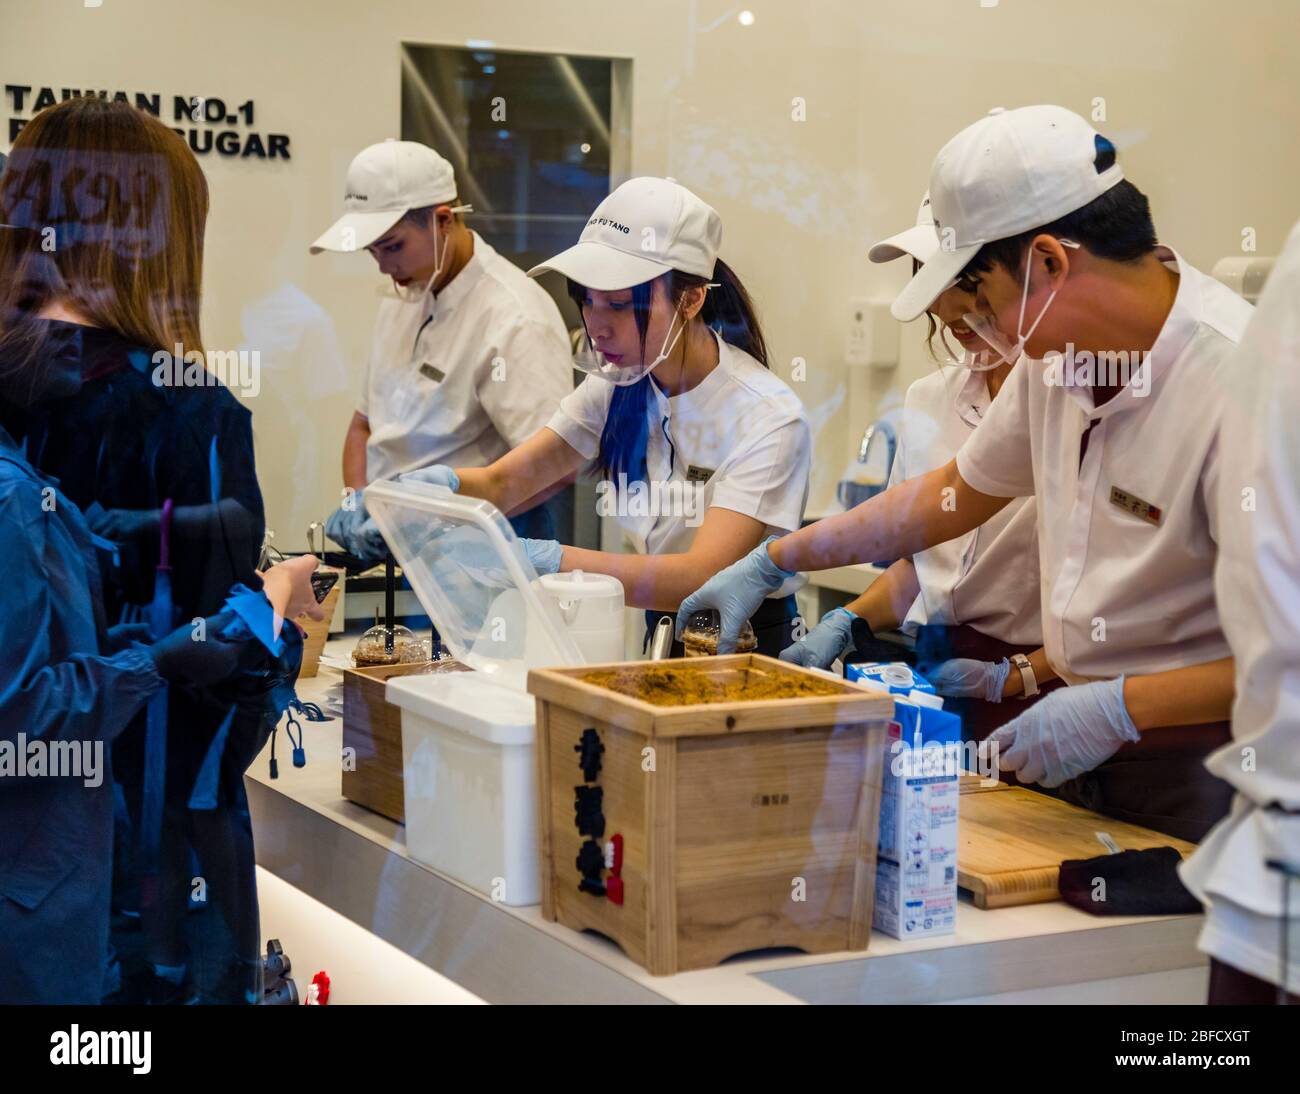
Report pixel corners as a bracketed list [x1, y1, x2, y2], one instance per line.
[527, 653, 893, 975]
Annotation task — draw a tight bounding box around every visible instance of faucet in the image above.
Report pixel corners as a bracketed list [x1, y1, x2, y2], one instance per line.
[856, 419, 897, 478]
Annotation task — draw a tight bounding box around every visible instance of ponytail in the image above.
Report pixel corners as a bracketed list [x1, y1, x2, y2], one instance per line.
[699, 257, 769, 367]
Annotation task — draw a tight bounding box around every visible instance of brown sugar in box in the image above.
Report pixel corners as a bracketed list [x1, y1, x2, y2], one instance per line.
[527, 653, 894, 975]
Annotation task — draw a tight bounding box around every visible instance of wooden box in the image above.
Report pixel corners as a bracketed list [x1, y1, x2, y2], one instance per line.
[341, 660, 470, 823]
[527, 654, 893, 975]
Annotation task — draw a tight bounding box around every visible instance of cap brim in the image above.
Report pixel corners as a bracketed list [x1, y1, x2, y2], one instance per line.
[310, 209, 407, 255]
[868, 224, 941, 265]
[527, 239, 672, 290]
[890, 241, 981, 321]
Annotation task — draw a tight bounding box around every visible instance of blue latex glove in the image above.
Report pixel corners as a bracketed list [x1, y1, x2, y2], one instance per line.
[324, 490, 386, 562]
[983, 677, 1140, 788]
[779, 607, 856, 669]
[520, 538, 563, 576]
[398, 464, 461, 492]
[675, 535, 795, 654]
[922, 657, 1012, 702]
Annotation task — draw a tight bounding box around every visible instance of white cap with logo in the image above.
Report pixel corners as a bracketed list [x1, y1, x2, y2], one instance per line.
[891, 105, 1125, 321]
[527, 176, 720, 289]
[868, 192, 940, 265]
[310, 139, 462, 254]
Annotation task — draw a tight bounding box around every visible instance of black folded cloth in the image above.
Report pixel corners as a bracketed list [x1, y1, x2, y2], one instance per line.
[1058, 846, 1203, 916]
[844, 615, 920, 667]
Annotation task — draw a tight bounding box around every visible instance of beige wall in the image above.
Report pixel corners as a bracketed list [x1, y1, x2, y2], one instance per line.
[5, 0, 1299, 545]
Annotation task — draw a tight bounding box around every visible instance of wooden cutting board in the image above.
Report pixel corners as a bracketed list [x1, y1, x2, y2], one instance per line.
[958, 787, 1198, 909]
[959, 772, 1012, 795]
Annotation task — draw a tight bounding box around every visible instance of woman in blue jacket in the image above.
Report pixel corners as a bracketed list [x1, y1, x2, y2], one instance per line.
[0, 428, 319, 1004]
[0, 95, 303, 1003]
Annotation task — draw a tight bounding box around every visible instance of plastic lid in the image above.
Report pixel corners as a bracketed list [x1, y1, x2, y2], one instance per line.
[386, 673, 536, 745]
[364, 480, 583, 691]
[537, 570, 623, 599]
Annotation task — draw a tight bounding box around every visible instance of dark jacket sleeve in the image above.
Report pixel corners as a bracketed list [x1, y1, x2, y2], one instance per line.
[0, 480, 163, 746]
[166, 392, 267, 617]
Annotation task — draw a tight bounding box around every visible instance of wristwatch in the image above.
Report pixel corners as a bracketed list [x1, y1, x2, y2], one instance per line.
[1010, 653, 1039, 698]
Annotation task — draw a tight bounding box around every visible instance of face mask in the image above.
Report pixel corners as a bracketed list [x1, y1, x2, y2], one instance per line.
[574, 283, 719, 386]
[391, 203, 474, 304]
[962, 238, 1079, 369]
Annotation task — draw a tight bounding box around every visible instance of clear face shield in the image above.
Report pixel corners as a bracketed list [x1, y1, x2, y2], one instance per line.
[960, 238, 1080, 370]
[391, 203, 475, 304]
[572, 281, 720, 386]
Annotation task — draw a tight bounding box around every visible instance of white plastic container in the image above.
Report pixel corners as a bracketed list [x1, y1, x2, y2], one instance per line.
[365, 480, 604, 907]
[536, 570, 624, 663]
[386, 673, 539, 905]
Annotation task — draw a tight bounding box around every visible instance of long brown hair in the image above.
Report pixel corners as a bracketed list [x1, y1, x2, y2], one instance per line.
[0, 96, 209, 380]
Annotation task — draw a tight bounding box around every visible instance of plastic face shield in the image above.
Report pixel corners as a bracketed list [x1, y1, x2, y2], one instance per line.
[959, 238, 1080, 370]
[960, 311, 1019, 371]
[572, 282, 718, 386]
[390, 203, 475, 303]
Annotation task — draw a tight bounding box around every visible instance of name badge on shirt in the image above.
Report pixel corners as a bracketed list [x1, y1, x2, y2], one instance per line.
[685, 464, 715, 484]
[418, 361, 446, 384]
[1110, 486, 1163, 526]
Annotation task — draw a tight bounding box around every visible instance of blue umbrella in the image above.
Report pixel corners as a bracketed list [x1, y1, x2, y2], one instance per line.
[139, 498, 173, 907]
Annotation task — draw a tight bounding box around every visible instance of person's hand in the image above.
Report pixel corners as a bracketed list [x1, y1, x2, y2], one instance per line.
[779, 607, 856, 669]
[260, 554, 326, 622]
[922, 657, 1012, 702]
[982, 677, 1140, 788]
[148, 616, 245, 686]
[86, 506, 161, 545]
[397, 464, 460, 492]
[675, 536, 795, 654]
[106, 621, 153, 653]
[325, 492, 387, 563]
[520, 538, 563, 576]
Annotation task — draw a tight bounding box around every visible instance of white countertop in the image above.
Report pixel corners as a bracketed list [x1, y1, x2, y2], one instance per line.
[245, 639, 1208, 1004]
[804, 560, 885, 595]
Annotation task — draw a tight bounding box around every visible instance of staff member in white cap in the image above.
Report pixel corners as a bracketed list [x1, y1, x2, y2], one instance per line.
[1180, 219, 1300, 1005]
[403, 177, 811, 654]
[681, 105, 1249, 841]
[311, 139, 573, 559]
[782, 193, 1054, 741]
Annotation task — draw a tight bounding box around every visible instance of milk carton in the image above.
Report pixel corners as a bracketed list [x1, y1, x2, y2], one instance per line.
[872, 693, 961, 940]
[846, 661, 938, 703]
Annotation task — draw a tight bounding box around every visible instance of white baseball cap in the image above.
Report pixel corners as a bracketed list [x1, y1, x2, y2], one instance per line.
[868, 192, 939, 265]
[527, 176, 720, 290]
[310, 140, 460, 254]
[891, 105, 1125, 321]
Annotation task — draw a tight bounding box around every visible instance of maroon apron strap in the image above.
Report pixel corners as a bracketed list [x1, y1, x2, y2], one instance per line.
[915, 624, 1065, 744]
[1048, 720, 1234, 842]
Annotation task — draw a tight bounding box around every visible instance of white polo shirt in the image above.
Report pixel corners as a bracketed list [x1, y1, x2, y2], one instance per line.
[1179, 219, 1300, 993]
[955, 247, 1254, 684]
[887, 364, 1041, 646]
[547, 331, 811, 576]
[359, 232, 574, 483]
